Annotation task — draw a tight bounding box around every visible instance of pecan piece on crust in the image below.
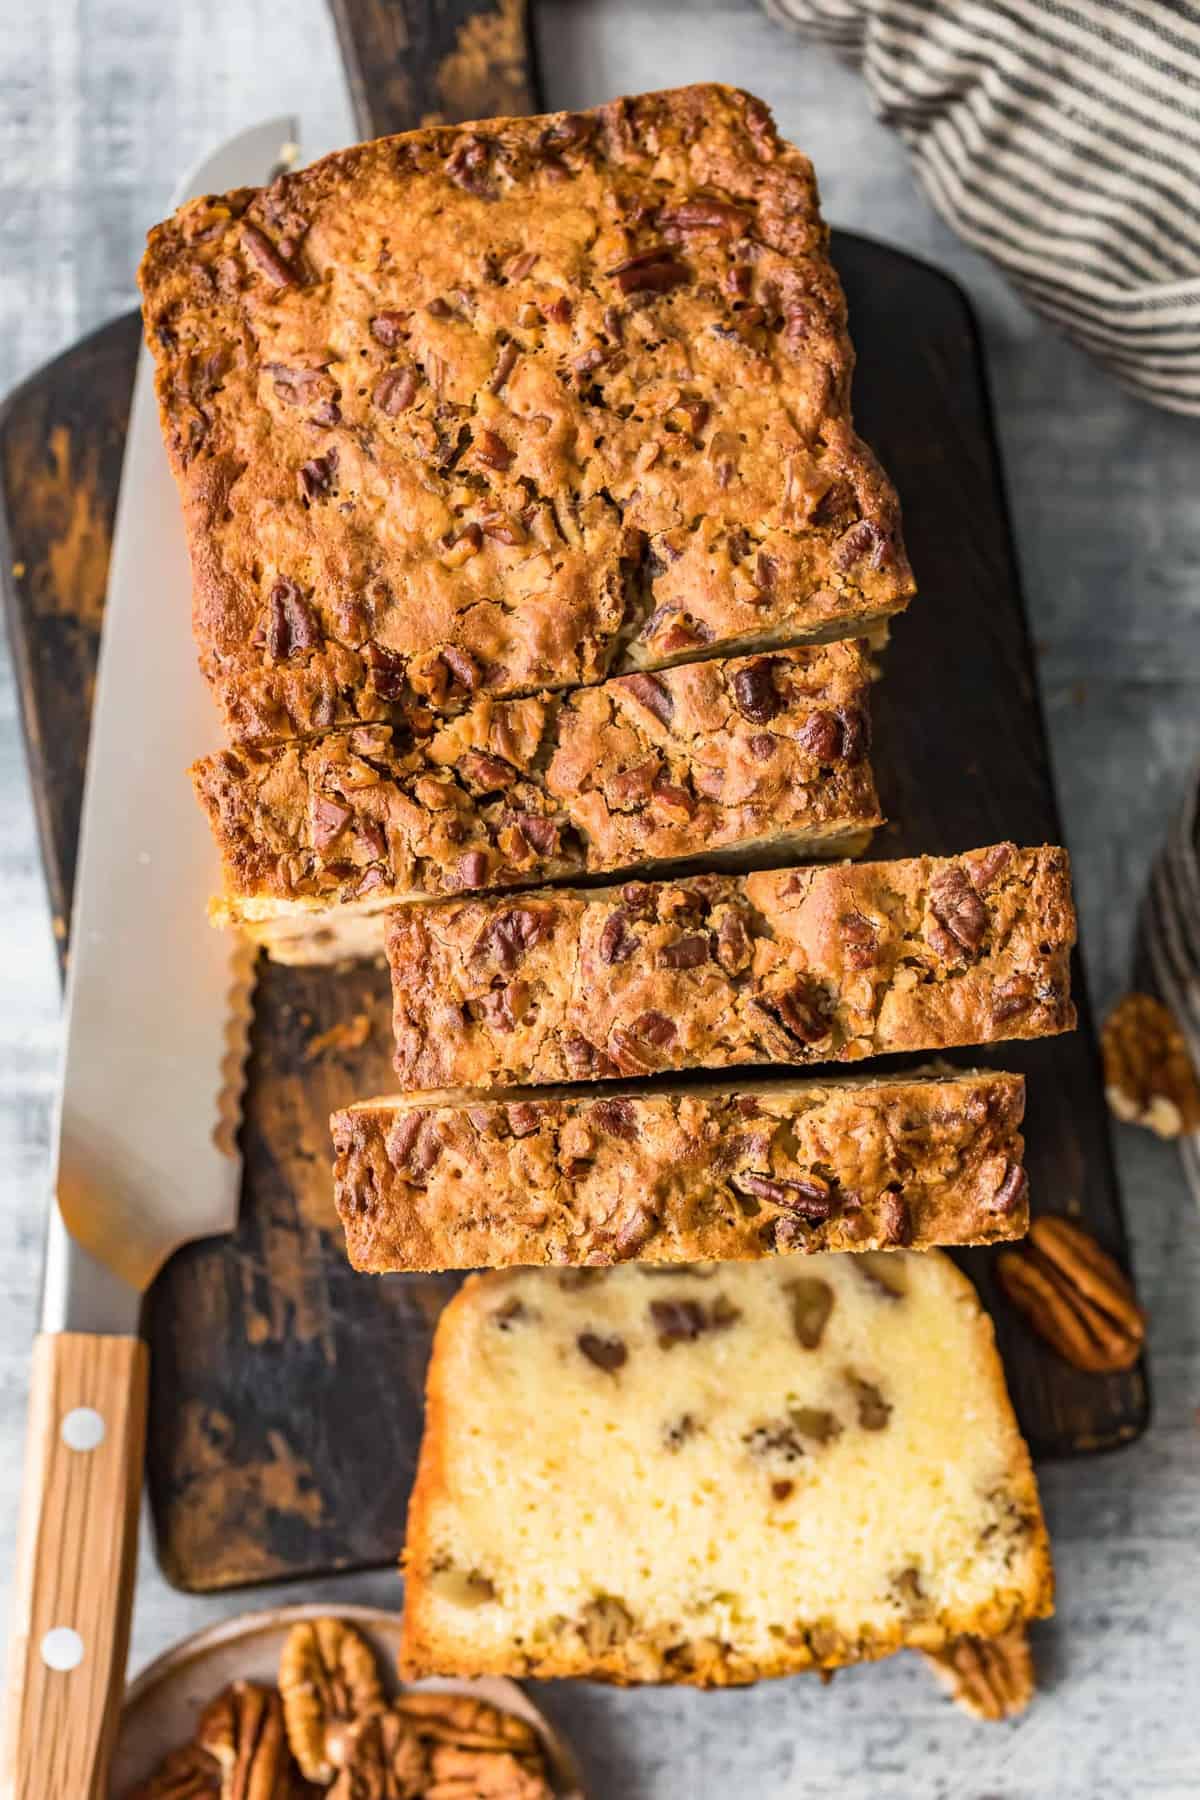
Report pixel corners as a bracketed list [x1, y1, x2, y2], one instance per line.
[1101, 992, 1200, 1139]
[923, 1625, 1035, 1721]
[928, 864, 988, 954]
[996, 1215, 1145, 1373]
[279, 1617, 386, 1782]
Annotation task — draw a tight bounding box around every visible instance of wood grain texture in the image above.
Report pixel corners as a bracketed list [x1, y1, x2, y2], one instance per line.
[329, 0, 538, 139]
[1, 1333, 147, 1800]
[0, 229, 1147, 1590]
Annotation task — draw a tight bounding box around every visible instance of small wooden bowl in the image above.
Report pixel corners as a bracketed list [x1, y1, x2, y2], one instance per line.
[111, 1601, 587, 1797]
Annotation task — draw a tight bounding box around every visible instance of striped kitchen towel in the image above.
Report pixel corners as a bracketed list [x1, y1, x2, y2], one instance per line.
[765, 0, 1200, 414]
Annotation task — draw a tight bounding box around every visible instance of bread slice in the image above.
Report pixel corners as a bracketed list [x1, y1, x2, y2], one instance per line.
[399, 1253, 1053, 1684]
[139, 84, 912, 748]
[331, 1068, 1028, 1272]
[387, 843, 1075, 1087]
[193, 643, 880, 961]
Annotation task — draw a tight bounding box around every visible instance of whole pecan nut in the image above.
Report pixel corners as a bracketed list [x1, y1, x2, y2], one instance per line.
[329, 1710, 428, 1800]
[923, 1625, 1035, 1721]
[1102, 992, 1200, 1139]
[996, 1215, 1145, 1372]
[195, 1681, 304, 1799]
[279, 1617, 386, 1782]
[391, 1692, 540, 1757]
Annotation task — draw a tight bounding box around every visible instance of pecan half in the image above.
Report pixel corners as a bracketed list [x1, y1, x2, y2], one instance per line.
[923, 1626, 1035, 1722]
[279, 1617, 386, 1783]
[598, 909, 639, 964]
[607, 248, 689, 295]
[660, 197, 751, 235]
[733, 1172, 834, 1221]
[329, 1709, 428, 1800]
[391, 1692, 541, 1758]
[996, 1215, 1145, 1372]
[472, 905, 553, 973]
[265, 581, 321, 660]
[658, 933, 709, 969]
[773, 976, 832, 1044]
[929, 865, 988, 954]
[425, 1746, 552, 1798]
[242, 223, 298, 287]
[196, 1682, 301, 1799]
[374, 367, 420, 415]
[731, 658, 780, 724]
[589, 1097, 637, 1139]
[1102, 992, 1200, 1138]
[126, 1743, 221, 1800]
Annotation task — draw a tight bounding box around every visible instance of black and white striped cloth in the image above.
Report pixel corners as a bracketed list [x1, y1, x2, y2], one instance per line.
[765, 0, 1200, 414]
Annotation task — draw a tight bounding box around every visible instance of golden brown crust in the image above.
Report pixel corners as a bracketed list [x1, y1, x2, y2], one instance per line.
[139, 84, 912, 745]
[399, 1257, 1054, 1685]
[192, 643, 880, 925]
[387, 844, 1075, 1086]
[331, 1069, 1029, 1271]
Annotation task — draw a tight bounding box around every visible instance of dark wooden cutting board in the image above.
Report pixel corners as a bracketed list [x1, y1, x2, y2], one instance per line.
[0, 0, 1147, 1592]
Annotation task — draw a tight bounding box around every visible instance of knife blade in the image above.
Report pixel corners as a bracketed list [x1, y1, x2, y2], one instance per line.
[1, 119, 297, 1800]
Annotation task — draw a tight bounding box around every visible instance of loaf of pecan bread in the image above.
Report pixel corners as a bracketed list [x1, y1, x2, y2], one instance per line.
[399, 1253, 1053, 1683]
[139, 84, 913, 746]
[331, 1068, 1028, 1271]
[193, 643, 881, 960]
[387, 843, 1075, 1087]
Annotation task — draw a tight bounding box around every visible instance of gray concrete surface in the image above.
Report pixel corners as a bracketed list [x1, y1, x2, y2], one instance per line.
[1, 3, 1197, 1794]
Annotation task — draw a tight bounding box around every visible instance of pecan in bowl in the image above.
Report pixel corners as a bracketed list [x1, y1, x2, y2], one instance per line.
[116, 1607, 574, 1799]
[1102, 992, 1200, 1139]
[279, 1618, 386, 1782]
[195, 1681, 317, 1796]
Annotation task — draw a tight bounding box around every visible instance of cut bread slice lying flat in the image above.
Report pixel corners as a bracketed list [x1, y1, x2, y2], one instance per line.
[331, 1068, 1028, 1272]
[387, 843, 1075, 1088]
[399, 1253, 1053, 1684]
[192, 642, 880, 963]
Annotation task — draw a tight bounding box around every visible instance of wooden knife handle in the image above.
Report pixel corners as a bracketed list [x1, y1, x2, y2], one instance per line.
[2, 1333, 148, 1800]
[328, 0, 543, 140]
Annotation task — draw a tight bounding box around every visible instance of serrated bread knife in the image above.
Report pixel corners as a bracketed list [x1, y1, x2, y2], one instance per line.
[0, 121, 296, 1800]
